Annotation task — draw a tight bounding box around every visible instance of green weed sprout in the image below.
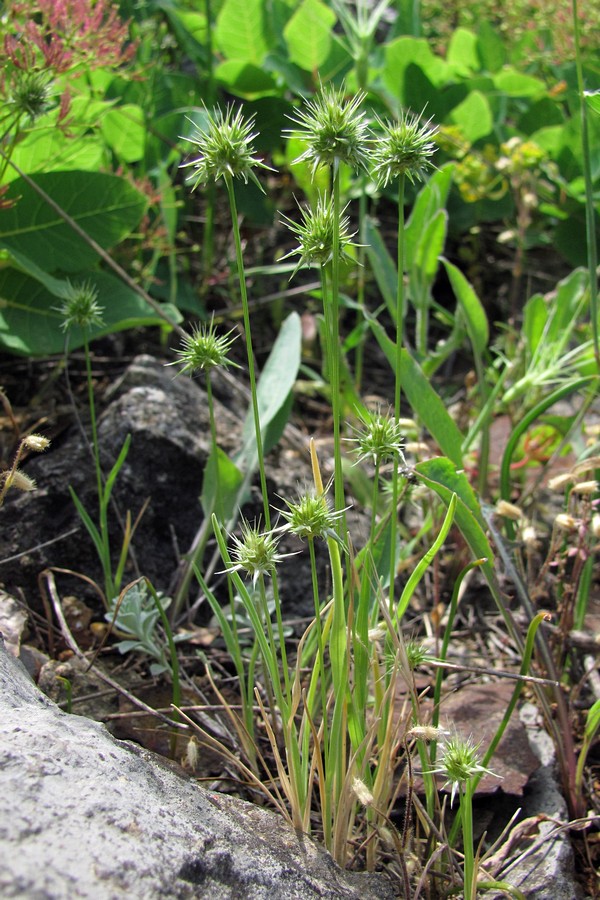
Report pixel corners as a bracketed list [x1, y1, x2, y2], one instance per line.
[371, 110, 437, 610]
[56, 280, 132, 605]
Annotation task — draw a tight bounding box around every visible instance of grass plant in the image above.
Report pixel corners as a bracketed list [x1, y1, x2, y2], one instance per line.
[3, 3, 599, 895]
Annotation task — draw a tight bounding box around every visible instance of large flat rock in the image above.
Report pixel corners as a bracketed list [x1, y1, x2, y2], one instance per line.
[0, 637, 395, 899]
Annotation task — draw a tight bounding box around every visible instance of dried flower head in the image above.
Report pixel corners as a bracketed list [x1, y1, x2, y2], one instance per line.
[56, 280, 104, 332]
[372, 110, 437, 187]
[281, 194, 358, 278]
[169, 320, 239, 376]
[286, 83, 369, 176]
[406, 725, 450, 743]
[2, 468, 36, 493]
[225, 521, 288, 585]
[352, 778, 374, 807]
[181, 105, 272, 191]
[495, 499, 523, 521]
[430, 733, 499, 806]
[347, 407, 405, 466]
[23, 434, 50, 452]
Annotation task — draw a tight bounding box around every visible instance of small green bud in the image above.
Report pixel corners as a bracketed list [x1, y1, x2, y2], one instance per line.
[372, 110, 437, 187]
[169, 319, 239, 376]
[181, 105, 273, 191]
[286, 83, 370, 176]
[56, 280, 104, 332]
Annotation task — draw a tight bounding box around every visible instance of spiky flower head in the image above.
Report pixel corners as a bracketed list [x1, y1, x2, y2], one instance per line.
[169, 319, 239, 376]
[180, 105, 272, 191]
[56, 280, 104, 332]
[278, 487, 343, 542]
[281, 194, 358, 278]
[8, 70, 55, 123]
[405, 639, 430, 670]
[372, 110, 437, 187]
[347, 407, 405, 466]
[286, 83, 369, 176]
[430, 733, 499, 807]
[225, 521, 288, 585]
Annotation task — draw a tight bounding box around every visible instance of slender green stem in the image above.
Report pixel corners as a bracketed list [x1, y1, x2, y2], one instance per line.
[390, 174, 406, 612]
[354, 177, 368, 391]
[461, 782, 476, 900]
[224, 174, 271, 530]
[330, 162, 345, 527]
[83, 331, 114, 600]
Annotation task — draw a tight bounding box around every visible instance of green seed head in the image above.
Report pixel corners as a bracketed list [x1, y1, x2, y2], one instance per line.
[181, 105, 272, 191]
[433, 734, 499, 806]
[170, 320, 238, 375]
[286, 83, 369, 176]
[347, 408, 405, 466]
[281, 194, 358, 277]
[226, 521, 286, 584]
[372, 110, 437, 187]
[279, 488, 342, 542]
[9, 70, 55, 123]
[56, 280, 104, 332]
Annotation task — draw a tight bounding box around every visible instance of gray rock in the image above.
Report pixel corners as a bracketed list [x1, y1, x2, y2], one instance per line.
[0, 637, 397, 899]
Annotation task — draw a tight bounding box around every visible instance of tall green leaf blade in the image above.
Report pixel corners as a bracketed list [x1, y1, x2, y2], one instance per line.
[0, 171, 147, 273]
[364, 217, 397, 316]
[415, 456, 486, 530]
[442, 258, 489, 354]
[201, 447, 245, 522]
[236, 311, 301, 469]
[369, 315, 464, 466]
[405, 164, 454, 270]
[415, 209, 447, 279]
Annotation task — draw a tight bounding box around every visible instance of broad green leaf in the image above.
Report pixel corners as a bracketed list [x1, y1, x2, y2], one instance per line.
[216, 0, 271, 64]
[448, 90, 492, 142]
[442, 259, 489, 354]
[201, 446, 244, 522]
[284, 0, 336, 71]
[7, 129, 104, 182]
[236, 311, 301, 469]
[215, 60, 277, 97]
[383, 37, 448, 106]
[447, 28, 480, 76]
[476, 21, 505, 73]
[0, 264, 174, 356]
[0, 171, 147, 273]
[101, 104, 146, 164]
[493, 67, 546, 98]
[369, 315, 464, 466]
